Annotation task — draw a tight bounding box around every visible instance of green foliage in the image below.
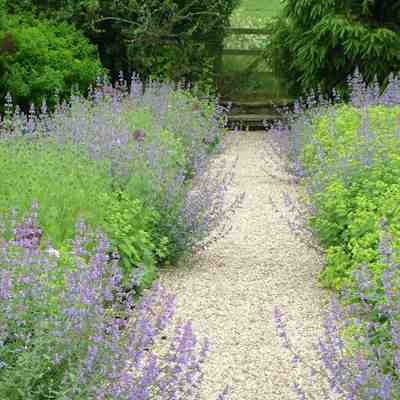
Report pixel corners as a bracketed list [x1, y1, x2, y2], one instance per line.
[298, 103, 400, 292]
[267, 0, 400, 99]
[0, 14, 104, 112]
[124, 106, 187, 172]
[97, 190, 170, 291]
[4, 0, 241, 99]
[0, 138, 113, 248]
[0, 0, 5, 27]
[297, 101, 400, 367]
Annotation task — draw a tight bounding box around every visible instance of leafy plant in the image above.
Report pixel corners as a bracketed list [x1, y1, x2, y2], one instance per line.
[97, 190, 170, 292]
[0, 138, 113, 249]
[0, 205, 231, 400]
[0, 14, 105, 112]
[267, 0, 400, 99]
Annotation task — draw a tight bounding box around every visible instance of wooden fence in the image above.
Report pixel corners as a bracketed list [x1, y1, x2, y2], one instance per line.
[125, 26, 273, 92]
[219, 27, 273, 76]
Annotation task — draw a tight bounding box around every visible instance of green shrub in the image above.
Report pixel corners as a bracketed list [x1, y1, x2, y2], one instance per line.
[0, 14, 105, 112]
[4, 0, 241, 99]
[298, 103, 400, 291]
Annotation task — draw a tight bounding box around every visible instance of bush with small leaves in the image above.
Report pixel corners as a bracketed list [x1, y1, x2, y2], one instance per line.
[0, 13, 105, 113]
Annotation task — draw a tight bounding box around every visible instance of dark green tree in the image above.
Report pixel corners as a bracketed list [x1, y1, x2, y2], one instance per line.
[268, 0, 400, 99]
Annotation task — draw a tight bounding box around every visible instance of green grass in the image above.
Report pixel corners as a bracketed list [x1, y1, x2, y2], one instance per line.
[234, 0, 284, 18]
[219, 0, 289, 101]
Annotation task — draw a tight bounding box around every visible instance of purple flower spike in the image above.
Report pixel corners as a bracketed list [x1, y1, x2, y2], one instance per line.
[14, 219, 42, 249]
[0, 270, 12, 300]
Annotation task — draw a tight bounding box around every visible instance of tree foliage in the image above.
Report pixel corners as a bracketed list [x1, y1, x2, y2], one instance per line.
[268, 0, 400, 99]
[5, 0, 242, 98]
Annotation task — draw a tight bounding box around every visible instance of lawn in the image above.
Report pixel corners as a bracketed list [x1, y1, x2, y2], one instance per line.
[233, 0, 284, 18]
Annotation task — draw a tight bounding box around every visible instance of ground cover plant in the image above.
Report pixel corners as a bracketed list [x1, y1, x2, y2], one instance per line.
[268, 69, 400, 398]
[0, 205, 231, 399]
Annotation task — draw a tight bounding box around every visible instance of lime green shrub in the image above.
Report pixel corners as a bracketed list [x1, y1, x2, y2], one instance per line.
[297, 103, 400, 291]
[97, 190, 169, 291]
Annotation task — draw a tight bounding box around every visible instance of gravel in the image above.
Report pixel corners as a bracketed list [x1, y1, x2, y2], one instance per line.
[137, 130, 338, 399]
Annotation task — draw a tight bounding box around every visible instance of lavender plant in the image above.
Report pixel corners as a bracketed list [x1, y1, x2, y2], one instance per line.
[0, 203, 231, 399]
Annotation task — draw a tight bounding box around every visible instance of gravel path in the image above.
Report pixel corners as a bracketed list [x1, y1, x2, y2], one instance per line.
[141, 130, 335, 399]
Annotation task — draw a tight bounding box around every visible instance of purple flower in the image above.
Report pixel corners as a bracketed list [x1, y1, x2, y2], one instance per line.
[0, 270, 12, 300]
[0, 70, 247, 399]
[14, 219, 42, 249]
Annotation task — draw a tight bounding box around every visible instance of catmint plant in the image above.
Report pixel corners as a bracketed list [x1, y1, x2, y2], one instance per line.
[0, 203, 230, 399]
[274, 225, 400, 399]
[0, 72, 244, 268]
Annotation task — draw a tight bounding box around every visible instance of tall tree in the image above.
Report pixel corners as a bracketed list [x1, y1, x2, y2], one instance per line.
[268, 0, 400, 99]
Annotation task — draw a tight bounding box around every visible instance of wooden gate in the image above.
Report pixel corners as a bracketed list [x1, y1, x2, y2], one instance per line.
[216, 26, 287, 100]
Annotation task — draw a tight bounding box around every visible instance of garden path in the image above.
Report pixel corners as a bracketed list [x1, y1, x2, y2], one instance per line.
[142, 130, 334, 399]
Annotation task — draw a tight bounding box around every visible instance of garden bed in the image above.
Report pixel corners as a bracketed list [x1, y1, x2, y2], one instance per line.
[0, 76, 242, 399]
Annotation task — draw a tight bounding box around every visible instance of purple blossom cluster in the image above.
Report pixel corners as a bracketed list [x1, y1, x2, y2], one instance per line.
[264, 69, 400, 255]
[269, 69, 400, 186]
[0, 202, 231, 399]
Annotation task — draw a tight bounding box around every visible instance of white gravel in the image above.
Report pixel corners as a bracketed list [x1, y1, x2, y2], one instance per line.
[138, 130, 338, 399]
